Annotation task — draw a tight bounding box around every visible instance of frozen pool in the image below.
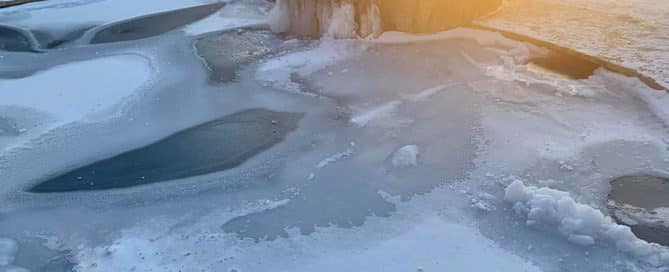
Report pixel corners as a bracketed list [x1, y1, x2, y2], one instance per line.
[1, 1, 669, 272]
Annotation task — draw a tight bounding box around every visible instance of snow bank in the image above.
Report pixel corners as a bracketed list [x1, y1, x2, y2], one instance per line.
[505, 180, 669, 266]
[0, 55, 151, 124]
[0, 238, 18, 266]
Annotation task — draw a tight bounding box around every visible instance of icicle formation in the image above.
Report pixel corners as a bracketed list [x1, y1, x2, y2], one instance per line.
[269, 0, 381, 39]
[268, 0, 503, 38]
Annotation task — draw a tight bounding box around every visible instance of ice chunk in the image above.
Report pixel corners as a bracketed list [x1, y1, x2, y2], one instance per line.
[391, 145, 419, 168]
[408, 84, 450, 102]
[255, 40, 366, 93]
[350, 100, 401, 127]
[317, 146, 355, 169]
[505, 180, 669, 265]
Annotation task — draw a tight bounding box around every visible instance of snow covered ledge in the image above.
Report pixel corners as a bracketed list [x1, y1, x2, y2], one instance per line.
[268, 0, 502, 38]
[505, 180, 669, 266]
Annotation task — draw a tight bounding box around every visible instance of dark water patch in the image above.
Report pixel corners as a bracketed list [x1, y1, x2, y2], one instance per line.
[609, 175, 669, 246]
[90, 2, 224, 44]
[0, 25, 36, 52]
[195, 29, 282, 83]
[528, 51, 600, 79]
[29, 109, 302, 193]
[472, 24, 669, 91]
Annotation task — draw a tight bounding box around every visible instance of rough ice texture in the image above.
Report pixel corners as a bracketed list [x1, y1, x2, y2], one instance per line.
[505, 180, 669, 266]
[478, 0, 669, 90]
[269, 0, 502, 38]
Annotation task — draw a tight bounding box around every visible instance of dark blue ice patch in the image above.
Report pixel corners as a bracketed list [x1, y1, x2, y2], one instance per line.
[0, 25, 36, 52]
[90, 2, 225, 44]
[29, 109, 302, 193]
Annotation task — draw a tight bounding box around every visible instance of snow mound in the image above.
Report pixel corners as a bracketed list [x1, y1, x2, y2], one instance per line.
[0, 55, 151, 123]
[391, 145, 419, 168]
[505, 180, 669, 266]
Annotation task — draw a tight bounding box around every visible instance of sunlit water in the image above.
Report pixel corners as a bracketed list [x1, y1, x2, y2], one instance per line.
[479, 0, 669, 89]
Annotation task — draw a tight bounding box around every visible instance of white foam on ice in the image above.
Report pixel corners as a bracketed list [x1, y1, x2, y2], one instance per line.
[505, 180, 669, 266]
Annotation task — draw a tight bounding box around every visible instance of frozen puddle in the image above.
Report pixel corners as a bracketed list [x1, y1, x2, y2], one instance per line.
[30, 109, 302, 192]
[609, 175, 669, 247]
[1, 2, 669, 271]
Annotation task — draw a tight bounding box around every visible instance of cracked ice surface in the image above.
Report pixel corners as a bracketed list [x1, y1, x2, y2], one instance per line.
[478, 0, 669, 89]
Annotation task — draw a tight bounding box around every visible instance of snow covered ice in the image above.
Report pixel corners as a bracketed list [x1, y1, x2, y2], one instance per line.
[1, 0, 669, 272]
